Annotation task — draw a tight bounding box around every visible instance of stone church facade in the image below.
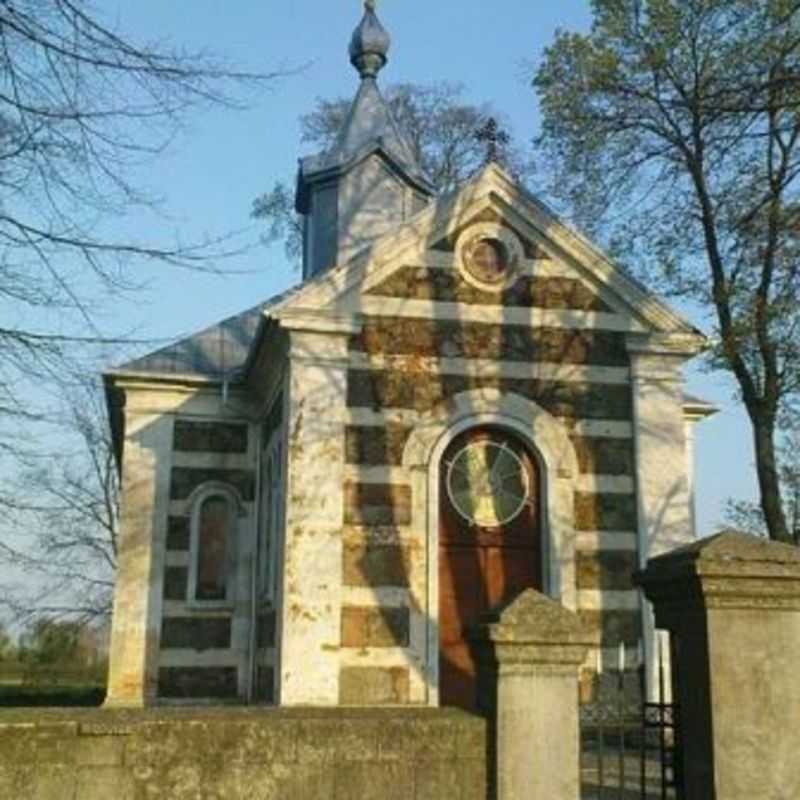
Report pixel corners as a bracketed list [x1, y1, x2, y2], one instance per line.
[103, 4, 712, 708]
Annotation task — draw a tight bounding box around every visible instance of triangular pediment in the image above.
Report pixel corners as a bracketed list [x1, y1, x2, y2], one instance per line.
[271, 164, 703, 346]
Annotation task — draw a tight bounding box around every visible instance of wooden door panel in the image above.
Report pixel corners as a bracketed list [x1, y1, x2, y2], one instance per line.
[439, 428, 541, 711]
[484, 546, 540, 611]
[439, 546, 483, 644]
[440, 642, 476, 710]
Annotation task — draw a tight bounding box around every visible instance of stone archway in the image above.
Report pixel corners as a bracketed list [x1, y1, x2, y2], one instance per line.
[402, 388, 580, 706]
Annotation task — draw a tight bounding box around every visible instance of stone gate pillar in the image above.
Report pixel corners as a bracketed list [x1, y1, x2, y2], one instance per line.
[636, 531, 800, 800]
[471, 589, 596, 800]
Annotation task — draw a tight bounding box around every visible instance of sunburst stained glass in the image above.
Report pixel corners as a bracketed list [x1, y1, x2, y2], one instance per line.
[446, 441, 531, 527]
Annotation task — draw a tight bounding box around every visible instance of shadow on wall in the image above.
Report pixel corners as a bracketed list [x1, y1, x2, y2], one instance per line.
[107, 171, 691, 709]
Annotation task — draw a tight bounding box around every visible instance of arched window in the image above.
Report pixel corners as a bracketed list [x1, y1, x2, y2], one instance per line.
[259, 438, 283, 602]
[188, 485, 240, 606]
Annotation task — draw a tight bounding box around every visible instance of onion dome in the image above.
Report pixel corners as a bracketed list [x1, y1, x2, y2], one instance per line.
[349, 1, 391, 80]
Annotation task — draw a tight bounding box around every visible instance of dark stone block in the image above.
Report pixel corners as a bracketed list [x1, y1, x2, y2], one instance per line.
[576, 551, 639, 591]
[574, 492, 638, 531]
[345, 424, 412, 466]
[351, 317, 628, 366]
[173, 420, 249, 453]
[160, 617, 231, 650]
[169, 467, 255, 501]
[162, 567, 188, 601]
[341, 606, 410, 648]
[343, 544, 411, 587]
[166, 516, 190, 551]
[343, 482, 411, 526]
[347, 369, 633, 421]
[572, 437, 636, 476]
[157, 667, 238, 699]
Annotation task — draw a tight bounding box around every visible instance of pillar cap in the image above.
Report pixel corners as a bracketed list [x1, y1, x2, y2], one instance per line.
[637, 530, 800, 581]
[636, 531, 800, 615]
[471, 589, 597, 647]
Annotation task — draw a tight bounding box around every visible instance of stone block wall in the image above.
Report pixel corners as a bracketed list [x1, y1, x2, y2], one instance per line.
[158, 418, 263, 702]
[0, 707, 486, 800]
[341, 240, 644, 698]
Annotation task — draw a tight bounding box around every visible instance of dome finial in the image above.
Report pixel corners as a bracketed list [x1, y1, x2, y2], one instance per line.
[349, 1, 390, 80]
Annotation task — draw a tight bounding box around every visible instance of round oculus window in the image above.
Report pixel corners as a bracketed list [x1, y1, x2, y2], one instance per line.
[463, 237, 509, 284]
[455, 223, 524, 291]
[446, 440, 531, 527]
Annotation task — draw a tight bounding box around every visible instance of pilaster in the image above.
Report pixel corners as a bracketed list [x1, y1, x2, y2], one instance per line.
[275, 309, 362, 705]
[105, 410, 174, 707]
[627, 333, 698, 698]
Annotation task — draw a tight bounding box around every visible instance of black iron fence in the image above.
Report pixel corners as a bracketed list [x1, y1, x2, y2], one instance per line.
[580, 639, 681, 799]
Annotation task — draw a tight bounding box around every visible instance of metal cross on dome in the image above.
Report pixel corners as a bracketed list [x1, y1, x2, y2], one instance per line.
[475, 117, 510, 166]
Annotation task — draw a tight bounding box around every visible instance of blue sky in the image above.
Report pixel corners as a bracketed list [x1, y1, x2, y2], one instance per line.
[99, 0, 754, 535]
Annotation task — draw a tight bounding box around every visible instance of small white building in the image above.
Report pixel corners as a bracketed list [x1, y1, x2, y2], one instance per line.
[103, 3, 713, 708]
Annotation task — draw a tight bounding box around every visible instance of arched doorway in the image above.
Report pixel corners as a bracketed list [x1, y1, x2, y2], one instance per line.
[438, 426, 543, 710]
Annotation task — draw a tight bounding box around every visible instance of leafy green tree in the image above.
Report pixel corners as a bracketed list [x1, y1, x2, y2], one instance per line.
[252, 82, 531, 264]
[535, 0, 800, 543]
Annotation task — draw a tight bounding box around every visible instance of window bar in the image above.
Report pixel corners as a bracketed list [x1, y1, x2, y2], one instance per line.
[658, 636, 668, 800]
[618, 642, 625, 800]
[639, 641, 647, 800]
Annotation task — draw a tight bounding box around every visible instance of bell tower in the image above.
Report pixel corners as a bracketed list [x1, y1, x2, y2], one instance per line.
[295, 2, 435, 280]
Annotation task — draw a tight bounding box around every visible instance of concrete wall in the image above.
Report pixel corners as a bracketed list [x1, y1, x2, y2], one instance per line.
[0, 707, 486, 800]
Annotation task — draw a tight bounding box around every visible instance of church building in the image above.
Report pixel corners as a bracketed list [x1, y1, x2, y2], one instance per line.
[103, 3, 713, 708]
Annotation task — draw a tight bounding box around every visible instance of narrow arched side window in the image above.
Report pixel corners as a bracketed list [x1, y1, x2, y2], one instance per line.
[187, 484, 241, 606]
[258, 437, 283, 603]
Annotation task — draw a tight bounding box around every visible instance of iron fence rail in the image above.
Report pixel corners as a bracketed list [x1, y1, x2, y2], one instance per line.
[580, 640, 681, 800]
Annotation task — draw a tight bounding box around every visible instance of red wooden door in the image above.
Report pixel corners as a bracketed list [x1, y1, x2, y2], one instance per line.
[439, 427, 541, 711]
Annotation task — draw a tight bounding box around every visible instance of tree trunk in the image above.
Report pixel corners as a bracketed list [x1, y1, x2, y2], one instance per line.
[752, 417, 792, 543]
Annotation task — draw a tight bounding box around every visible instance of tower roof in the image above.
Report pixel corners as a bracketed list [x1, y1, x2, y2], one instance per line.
[296, 2, 434, 212]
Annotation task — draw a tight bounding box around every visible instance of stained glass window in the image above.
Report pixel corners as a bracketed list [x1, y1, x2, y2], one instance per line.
[446, 441, 530, 527]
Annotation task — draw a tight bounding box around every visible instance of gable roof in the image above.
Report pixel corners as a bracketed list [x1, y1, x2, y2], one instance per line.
[110, 164, 705, 385]
[275, 162, 705, 341]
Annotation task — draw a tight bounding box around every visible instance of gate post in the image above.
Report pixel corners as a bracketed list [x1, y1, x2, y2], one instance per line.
[471, 589, 596, 800]
[636, 531, 800, 800]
